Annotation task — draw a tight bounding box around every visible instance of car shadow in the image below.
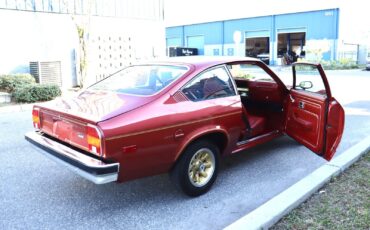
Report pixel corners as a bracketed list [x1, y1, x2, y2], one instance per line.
[51, 136, 301, 206]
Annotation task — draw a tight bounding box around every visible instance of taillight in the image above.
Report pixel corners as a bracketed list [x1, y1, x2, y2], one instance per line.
[32, 108, 40, 129]
[87, 124, 102, 156]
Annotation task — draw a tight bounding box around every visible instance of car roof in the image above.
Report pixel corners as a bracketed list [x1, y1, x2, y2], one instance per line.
[142, 56, 261, 69]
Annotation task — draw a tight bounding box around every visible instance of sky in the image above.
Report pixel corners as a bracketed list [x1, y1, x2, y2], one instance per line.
[164, 0, 370, 44]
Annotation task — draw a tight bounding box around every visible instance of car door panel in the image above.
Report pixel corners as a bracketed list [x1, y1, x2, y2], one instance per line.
[284, 63, 344, 161]
[235, 79, 283, 114]
[324, 98, 345, 160]
[285, 89, 326, 153]
[246, 81, 282, 103]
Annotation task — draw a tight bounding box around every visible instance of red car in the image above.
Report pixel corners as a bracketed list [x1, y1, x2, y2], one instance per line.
[25, 57, 344, 196]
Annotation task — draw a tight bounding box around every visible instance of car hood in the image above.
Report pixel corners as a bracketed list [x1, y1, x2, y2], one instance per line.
[41, 90, 154, 123]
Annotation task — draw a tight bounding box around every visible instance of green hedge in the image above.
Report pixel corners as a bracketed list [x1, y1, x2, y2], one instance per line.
[321, 59, 359, 70]
[0, 74, 36, 93]
[13, 84, 62, 103]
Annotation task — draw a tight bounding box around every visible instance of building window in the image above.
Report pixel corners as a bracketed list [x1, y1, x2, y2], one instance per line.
[227, 48, 234, 56]
[213, 49, 220, 56]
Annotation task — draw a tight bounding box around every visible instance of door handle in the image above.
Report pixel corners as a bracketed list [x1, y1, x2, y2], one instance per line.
[299, 101, 305, 109]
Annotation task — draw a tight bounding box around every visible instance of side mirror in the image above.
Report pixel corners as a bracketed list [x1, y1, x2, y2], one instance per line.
[298, 81, 313, 90]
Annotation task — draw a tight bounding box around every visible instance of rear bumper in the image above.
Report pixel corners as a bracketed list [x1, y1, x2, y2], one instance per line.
[25, 131, 119, 184]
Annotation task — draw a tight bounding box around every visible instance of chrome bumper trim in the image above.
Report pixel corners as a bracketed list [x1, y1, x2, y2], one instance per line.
[25, 131, 119, 184]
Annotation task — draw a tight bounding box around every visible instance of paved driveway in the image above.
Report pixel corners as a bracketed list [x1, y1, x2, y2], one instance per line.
[1, 69, 369, 230]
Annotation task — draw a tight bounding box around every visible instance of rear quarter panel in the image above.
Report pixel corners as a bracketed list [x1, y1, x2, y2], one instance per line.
[99, 94, 243, 182]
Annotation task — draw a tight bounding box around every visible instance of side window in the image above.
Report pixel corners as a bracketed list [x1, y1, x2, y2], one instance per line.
[182, 66, 236, 101]
[294, 65, 327, 96]
[227, 63, 276, 82]
[227, 63, 277, 98]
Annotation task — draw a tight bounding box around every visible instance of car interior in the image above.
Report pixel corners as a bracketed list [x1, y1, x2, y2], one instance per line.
[182, 76, 235, 101]
[227, 63, 286, 140]
[182, 67, 236, 101]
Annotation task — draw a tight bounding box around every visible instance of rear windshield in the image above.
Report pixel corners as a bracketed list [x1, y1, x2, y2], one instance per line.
[90, 65, 188, 96]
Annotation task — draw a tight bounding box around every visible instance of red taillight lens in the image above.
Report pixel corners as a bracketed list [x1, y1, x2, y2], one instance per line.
[32, 108, 40, 129]
[87, 125, 102, 155]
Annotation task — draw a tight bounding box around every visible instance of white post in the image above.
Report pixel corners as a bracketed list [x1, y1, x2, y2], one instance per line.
[233, 31, 242, 56]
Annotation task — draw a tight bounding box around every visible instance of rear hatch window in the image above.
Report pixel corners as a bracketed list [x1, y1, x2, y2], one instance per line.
[90, 65, 188, 96]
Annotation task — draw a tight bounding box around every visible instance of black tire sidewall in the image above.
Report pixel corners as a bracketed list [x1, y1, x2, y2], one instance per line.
[171, 140, 220, 197]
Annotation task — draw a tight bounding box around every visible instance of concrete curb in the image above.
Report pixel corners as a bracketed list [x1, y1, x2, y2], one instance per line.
[225, 136, 370, 230]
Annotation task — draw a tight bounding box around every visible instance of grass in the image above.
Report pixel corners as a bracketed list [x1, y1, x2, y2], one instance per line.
[272, 152, 370, 230]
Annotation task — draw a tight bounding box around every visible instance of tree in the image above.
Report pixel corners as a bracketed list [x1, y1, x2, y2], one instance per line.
[62, 0, 93, 87]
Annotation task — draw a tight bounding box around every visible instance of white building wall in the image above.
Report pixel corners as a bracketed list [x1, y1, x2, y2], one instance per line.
[0, 9, 79, 87]
[204, 44, 223, 56]
[0, 0, 165, 88]
[83, 16, 165, 86]
[223, 43, 245, 57]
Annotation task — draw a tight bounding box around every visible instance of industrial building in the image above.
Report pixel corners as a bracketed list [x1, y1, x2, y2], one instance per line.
[166, 8, 339, 65]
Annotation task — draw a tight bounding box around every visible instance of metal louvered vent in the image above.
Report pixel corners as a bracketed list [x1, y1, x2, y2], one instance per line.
[173, 91, 189, 102]
[29, 61, 62, 86]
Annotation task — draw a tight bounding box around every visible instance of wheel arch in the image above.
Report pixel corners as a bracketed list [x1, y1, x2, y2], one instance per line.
[173, 129, 229, 164]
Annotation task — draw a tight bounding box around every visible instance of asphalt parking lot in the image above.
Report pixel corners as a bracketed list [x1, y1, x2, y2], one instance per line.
[1, 69, 369, 230]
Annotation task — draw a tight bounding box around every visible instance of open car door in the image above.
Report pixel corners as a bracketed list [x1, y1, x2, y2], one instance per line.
[284, 63, 344, 161]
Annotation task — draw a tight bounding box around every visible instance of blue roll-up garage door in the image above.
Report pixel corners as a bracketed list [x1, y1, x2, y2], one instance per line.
[187, 35, 204, 55]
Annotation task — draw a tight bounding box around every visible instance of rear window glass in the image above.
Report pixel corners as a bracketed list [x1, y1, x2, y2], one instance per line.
[90, 65, 188, 96]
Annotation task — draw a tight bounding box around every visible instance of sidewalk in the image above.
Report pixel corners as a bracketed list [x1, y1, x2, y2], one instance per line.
[0, 103, 34, 113]
[225, 136, 370, 230]
[0, 89, 77, 114]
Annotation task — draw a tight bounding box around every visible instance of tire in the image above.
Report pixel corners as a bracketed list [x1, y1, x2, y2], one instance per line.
[170, 140, 220, 197]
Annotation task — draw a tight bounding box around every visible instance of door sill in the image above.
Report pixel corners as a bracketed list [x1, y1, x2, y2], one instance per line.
[232, 130, 282, 154]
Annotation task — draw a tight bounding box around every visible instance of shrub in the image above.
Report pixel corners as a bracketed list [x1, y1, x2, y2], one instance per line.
[0, 74, 36, 93]
[299, 58, 360, 70]
[13, 84, 61, 103]
[321, 59, 358, 70]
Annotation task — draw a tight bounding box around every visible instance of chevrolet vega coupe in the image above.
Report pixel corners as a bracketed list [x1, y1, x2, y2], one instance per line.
[25, 57, 344, 196]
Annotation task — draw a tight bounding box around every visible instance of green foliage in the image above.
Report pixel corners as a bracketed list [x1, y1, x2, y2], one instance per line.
[321, 58, 359, 70]
[299, 58, 360, 70]
[0, 74, 36, 93]
[294, 64, 316, 71]
[77, 26, 84, 39]
[13, 84, 61, 103]
[232, 70, 254, 79]
[238, 73, 255, 79]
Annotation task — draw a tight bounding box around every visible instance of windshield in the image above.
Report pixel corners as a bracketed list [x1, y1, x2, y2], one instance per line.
[90, 65, 188, 96]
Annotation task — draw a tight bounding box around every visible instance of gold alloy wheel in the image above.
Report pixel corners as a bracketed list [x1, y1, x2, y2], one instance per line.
[188, 148, 215, 187]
